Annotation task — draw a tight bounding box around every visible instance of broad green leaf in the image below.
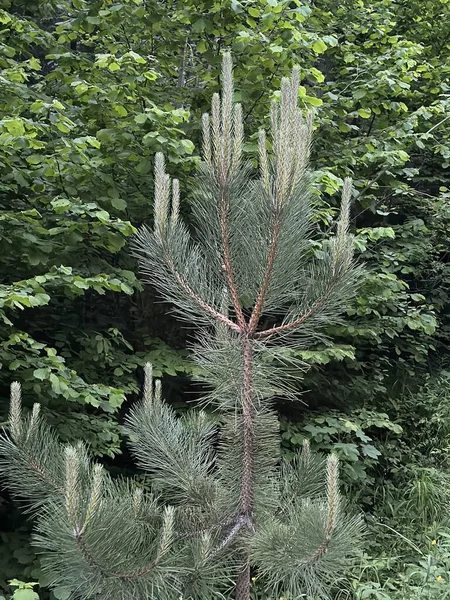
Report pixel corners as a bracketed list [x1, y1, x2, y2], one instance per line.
[269, 45, 283, 54]
[304, 96, 323, 107]
[357, 108, 372, 119]
[113, 105, 128, 117]
[4, 119, 25, 136]
[309, 67, 325, 82]
[180, 139, 195, 154]
[13, 589, 39, 600]
[134, 113, 147, 124]
[312, 39, 327, 54]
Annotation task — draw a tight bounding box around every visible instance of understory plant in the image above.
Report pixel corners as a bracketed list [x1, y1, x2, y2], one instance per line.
[0, 54, 363, 600]
[343, 533, 450, 600]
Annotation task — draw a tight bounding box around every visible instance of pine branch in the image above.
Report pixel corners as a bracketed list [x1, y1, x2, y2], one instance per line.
[166, 252, 240, 332]
[75, 505, 174, 581]
[254, 279, 338, 340]
[26, 450, 64, 496]
[214, 53, 246, 328]
[72, 528, 161, 581]
[248, 73, 313, 334]
[219, 184, 246, 329]
[308, 455, 340, 563]
[1, 383, 64, 502]
[248, 211, 282, 334]
[137, 147, 241, 332]
[214, 514, 250, 554]
[73, 530, 121, 579]
[255, 179, 356, 340]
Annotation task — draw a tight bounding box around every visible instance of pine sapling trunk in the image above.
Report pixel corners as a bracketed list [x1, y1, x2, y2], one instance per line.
[235, 562, 251, 600]
[235, 335, 254, 600]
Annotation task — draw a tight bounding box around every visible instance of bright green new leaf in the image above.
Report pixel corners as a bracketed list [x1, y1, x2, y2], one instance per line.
[357, 108, 372, 119]
[312, 39, 327, 54]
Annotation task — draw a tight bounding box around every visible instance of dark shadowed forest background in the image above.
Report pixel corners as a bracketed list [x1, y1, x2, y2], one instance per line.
[1, 0, 450, 598]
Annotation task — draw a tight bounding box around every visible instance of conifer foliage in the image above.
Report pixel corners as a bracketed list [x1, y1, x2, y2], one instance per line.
[0, 54, 362, 600]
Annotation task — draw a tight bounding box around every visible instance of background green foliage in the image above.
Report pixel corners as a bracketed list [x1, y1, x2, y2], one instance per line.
[1, 0, 450, 598]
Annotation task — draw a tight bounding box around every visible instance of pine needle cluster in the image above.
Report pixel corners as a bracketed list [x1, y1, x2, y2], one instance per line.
[0, 53, 363, 600]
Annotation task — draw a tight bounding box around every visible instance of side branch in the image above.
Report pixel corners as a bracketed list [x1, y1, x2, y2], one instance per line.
[74, 530, 159, 580]
[255, 284, 336, 340]
[164, 255, 241, 332]
[302, 455, 340, 564]
[298, 530, 334, 566]
[219, 186, 246, 329]
[248, 214, 282, 334]
[27, 452, 64, 495]
[213, 514, 251, 554]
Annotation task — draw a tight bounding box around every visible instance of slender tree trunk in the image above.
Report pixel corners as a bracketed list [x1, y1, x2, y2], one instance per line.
[236, 334, 254, 600]
[235, 562, 251, 600]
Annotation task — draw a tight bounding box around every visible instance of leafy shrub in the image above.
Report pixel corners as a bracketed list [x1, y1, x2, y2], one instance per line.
[281, 408, 402, 503]
[0, 581, 40, 600]
[345, 532, 450, 600]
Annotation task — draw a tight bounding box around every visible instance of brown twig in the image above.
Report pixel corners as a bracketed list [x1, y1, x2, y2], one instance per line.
[219, 185, 246, 329]
[75, 529, 159, 579]
[248, 215, 282, 334]
[255, 283, 336, 340]
[165, 255, 241, 332]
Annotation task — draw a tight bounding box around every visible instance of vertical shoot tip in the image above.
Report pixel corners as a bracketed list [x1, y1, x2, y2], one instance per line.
[202, 113, 212, 167]
[9, 381, 22, 441]
[258, 129, 270, 192]
[83, 463, 103, 530]
[326, 454, 340, 534]
[154, 379, 162, 403]
[26, 403, 41, 441]
[143, 363, 153, 407]
[65, 445, 80, 528]
[154, 153, 170, 233]
[133, 487, 143, 516]
[231, 102, 243, 172]
[171, 179, 180, 226]
[220, 52, 234, 176]
[302, 438, 311, 461]
[337, 177, 353, 241]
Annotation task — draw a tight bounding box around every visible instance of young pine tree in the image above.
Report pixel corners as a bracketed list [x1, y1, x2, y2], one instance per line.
[0, 54, 363, 600]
